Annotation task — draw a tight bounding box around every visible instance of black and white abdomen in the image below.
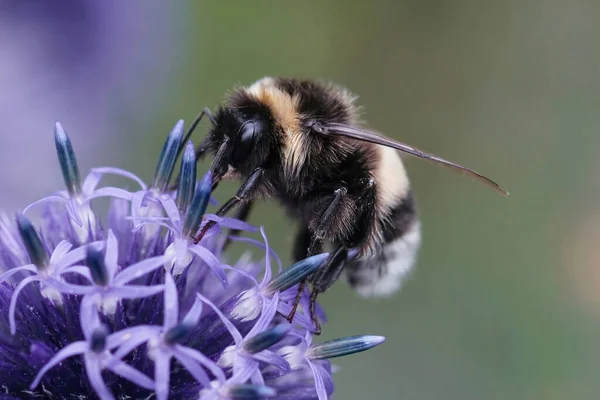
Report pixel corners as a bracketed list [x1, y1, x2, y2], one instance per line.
[345, 146, 422, 297]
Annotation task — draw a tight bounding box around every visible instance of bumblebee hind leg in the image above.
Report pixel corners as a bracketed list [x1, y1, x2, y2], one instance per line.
[308, 245, 348, 335]
[285, 225, 322, 324]
[285, 187, 352, 333]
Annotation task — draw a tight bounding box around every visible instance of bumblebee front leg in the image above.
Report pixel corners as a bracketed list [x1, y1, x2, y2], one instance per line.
[192, 168, 263, 244]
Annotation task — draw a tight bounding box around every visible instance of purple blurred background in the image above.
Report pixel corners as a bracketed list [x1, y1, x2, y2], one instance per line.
[0, 1, 183, 209]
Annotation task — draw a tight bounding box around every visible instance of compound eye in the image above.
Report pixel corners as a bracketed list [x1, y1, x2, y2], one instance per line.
[232, 120, 261, 165]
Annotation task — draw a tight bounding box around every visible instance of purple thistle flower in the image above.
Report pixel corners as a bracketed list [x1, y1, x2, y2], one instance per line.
[0, 121, 386, 399]
[0, 0, 182, 210]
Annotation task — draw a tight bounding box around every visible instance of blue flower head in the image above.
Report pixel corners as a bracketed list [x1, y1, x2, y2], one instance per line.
[0, 121, 385, 399]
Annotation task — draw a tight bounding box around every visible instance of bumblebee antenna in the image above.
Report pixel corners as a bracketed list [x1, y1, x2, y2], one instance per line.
[176, 107, 217, 160]
[169, 107, 217, 190]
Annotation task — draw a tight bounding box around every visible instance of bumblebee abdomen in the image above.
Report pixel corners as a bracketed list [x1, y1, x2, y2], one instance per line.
[346, 192, 421, 298]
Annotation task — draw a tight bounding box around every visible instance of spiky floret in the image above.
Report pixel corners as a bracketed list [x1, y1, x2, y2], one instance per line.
[0, 121, 385, 399]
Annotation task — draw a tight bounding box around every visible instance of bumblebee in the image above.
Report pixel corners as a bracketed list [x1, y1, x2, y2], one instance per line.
[185, 77, 506, 333]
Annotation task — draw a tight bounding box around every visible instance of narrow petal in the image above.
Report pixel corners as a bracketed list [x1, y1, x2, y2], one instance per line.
[222, 265, 258, 287]
[9, 275, 41, 335]
[163, 272, 179, 329]
[84, 355, 115, 400]
[173, 350, 211, 388]
[189, 245, 228, 287]
[30, 341, 87, 389]
[307, 335, 386, 360]
[154, 351, 172, 400]
[85, 187, 135, 202]
[232, 357, 260, 386]
[196, 292, 243, 344]
[307, 361, 327, 400]
[250, 366, 265, 386]
[259, 227, 275, 282]
[131, 190, 147, 222]
[182, 295, 204, 326]
[106, 325, 160, 350]
[173, 345, 227, 383]
[227, 236, 282, 276]
[0, 264, 36, 283]
[81, 168, 107, 195]
[128, 218, 177, 234]
[47, 279, 95, 295]
[314, 362, 335, 395]
[23, 195, 67, 214]
[228, 359, 257, 385]
[113, 255, 168, 285]
[108, 284, 164, 299]
[49, 240, 73, 265]
[246, 292, 279, 338]
[83, 166, 148, 194]
[251, 350, 290, 372]
[108, 360, 155, 391]
[54, 240, 104, 272]
[111, 328, 160, 360]
[65, 198, 83, 227]
[158, 194, 182, 227]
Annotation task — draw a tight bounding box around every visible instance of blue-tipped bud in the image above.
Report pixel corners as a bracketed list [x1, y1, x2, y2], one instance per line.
[307, 335, 386, 360]
[86, 247, 109, 286]
[89, 324, 109, 353]
[244, 324, 290, 354]
[54, 122, 81, 196]
[164, 323, 194, 345]
[266, 253, 329, 294]
[176, 141, 197, 213]
[182, 171, 212, 236]
[227, 384, 277, 399]
[152, 120, 184, 191]
[16, 213, 49, 270]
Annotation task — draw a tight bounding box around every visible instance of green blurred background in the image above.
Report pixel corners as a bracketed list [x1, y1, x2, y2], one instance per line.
[15, 1, 600, 399]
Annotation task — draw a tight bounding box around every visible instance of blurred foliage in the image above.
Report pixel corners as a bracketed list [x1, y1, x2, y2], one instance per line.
[19, 0, 600, 399]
